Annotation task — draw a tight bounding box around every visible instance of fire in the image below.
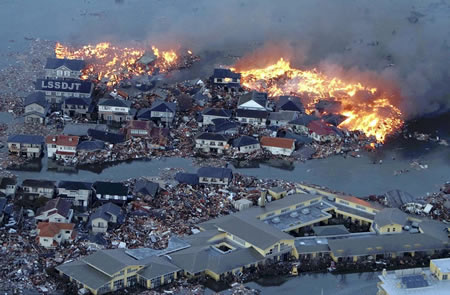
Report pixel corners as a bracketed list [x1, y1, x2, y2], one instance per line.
[232, 58, 403, 142]
[55, 42, 180, 86]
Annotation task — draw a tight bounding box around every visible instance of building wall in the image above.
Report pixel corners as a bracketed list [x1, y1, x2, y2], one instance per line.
[195, 139, 227, 153]
[8, 143, 42, 158]
[25, 114, 45, 124]
[96, 193, 127, 202]
[25, 103, 45, 114]
[430, 261, 450, 280]
[199, 176, 229, 185]
[203, 114, 229, 125]
[58, 188, 91, 207]
[236, 117, 266, 126]
[23, 186, 54, 198]
[45, 68, 82, 80]
[377, 224, 403, 234]
[92, 217, 109, 233]
[237, 144, 260, 154]
[63, 104, 89, 116]
[39, 236, 55, 248]
[39, 90, 91, 104]
[261, 145, 294, 156]
[334, 196, 380, 214]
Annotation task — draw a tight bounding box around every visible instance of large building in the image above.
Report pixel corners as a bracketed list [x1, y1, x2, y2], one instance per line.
[56, 189, 449, 294]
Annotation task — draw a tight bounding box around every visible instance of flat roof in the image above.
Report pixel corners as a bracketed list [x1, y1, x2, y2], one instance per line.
[432, 258, 450, 273]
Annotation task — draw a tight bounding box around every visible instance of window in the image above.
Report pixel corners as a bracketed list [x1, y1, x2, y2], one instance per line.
[387, 228, 390, 232]
[56, 92, 61, 96]
[57, 70, 63, 76]
[64, 71, 70, 76]
[339, 200, 349, 205]
[151, 277, 161, 288]
[393, 228, 396, 232]
[216, 78, 223, 83]
[113, 279, 124, 290]
[443, 274, 448, 280]
[127, 275, 137, 287]
[46, 91, 51, 95]
[65, 230, 70, 234]
[356, 205, 367, 210]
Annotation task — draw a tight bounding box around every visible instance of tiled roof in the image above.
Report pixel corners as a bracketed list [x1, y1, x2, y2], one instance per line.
[307, 120, 335, 136]
[149, 100, 176, 113]
[37, 222, 74, 237]
[45, 135, 79, 147]
[260, 136, 295, 149]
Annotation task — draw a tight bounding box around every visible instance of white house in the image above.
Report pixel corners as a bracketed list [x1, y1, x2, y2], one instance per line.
[268, 111, 299, 127]
[57, 181, 93, 208]
[89, 202, 123, 233]
[35, 197, 73, 223]
[45, 135, 79, 159]
[44, 58, 86, 80]
[237, 91, 268, 111]
[260, 136, 296, 156]
[0, 177, 17, 196]
[98, 98, 135, 124]
[235, 109, 268, 127]
[202, 108, 232, 125]
[231, 136, 261, 154]
[195, 132, 229, 154]
[36, 222, 76, 248]
[21, 179, 56, 199]
[24, 92, 49, 124]
[149, 100, 177, 125]
[307, 120, 338, 142]
[197, 167, 233, 185]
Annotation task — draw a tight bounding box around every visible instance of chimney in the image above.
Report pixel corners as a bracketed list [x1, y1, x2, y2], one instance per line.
[258, 189, 267, 207]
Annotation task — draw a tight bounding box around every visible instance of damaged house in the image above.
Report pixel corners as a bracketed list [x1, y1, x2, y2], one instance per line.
[195, 132, 229, 154]
[235, 109, 268, 127]
[93, 181, 130, 204]
[210, 68, 241, 88]
[7, 134, 44, 158]
[35, 197, 73, 223]
[23, 92, 49, 124]
[89, 202, 123, 233]
[238, 91, 268, 111]
[148, 100, 177, 126]
[0, 177, 17, 196]
[37, 222, 76, 248]
[260, 136, 296, 156]
[122, 120, 154, 140]
[21, 179, 56, 199]
[57, 181, 93, 208]
[201, 108, 232, 125]
[307, 120, 338, 142]
[198, 167, 233, 185]
[62, 96, 92, 118]
[46, 135, 79, 160]
[232, 136, 260, 154]
[268, 111, 299, 127]
[98, 98, 135, 125]
[276, 96, 304, 113]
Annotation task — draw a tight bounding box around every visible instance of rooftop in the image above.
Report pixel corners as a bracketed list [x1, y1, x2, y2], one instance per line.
[45, 135, 79, 147]
[37, 222, 74, 237]
[197, 167, 233, 179]
[432, 258, 450, 273]
[7, 134, 44, 145]
[260, 136, 295, 149]
[45, 58, 86, 71]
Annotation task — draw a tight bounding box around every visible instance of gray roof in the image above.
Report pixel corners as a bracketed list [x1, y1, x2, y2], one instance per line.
[203, 108, 232, 117]
[175, 173, 199, 185]
[149, 100, 176, 113]
[137, 256, 180, 280]
[312, 225, 350, 236]
[82, 249, 142, 276]
[56, 259, 111, 290]
[93, 181, 128, 196]
[98, 98, 131, 108]
[22, 179, 55, 188]
[289, 114, 319, 126]
[211, 68, 241, 80]
[236, 109, 268, 119]
[24, 92, 47, 107]
[238, 91, 267, 108]
[7, 134, 44, 145]
[295, 238, 331, 254]
[58, 181, 92, 191]
[268, 111, 298, 122]
[276, 96, 304, 112]
[232, 136, 259, 148]
[0, 177, 16, 189]
[45, 58, 86, 71]
[36, 197, 71, 218]
[418, 220, 449, 242]
[77, 140, 105, 151]
[384, 190, 417, 208]
[89, 202, 122, 225]
[133, 180, 159, 197]
[374, 208, 408, 228]
[197, 167, 232, 179]
[328, 233, 448, 257]
[196, 132, 228, 142]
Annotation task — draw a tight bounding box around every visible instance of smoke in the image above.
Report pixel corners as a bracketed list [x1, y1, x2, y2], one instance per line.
[76, 0, 450, 118]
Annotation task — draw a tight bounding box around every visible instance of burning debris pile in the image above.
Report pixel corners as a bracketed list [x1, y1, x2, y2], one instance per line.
[232, 58, 403, 142]
[55, 42, 199, 86]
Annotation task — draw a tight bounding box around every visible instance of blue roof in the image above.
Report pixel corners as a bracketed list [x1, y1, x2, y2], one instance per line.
[236, 109, 268, 119]
[232, 135, 259, 148]
[214, 121, 239, 133]
[136, 108, 151, 120]
[35, 79, 92, 94]
[24, 92, 47, 107]
[7, 134, 44, 144]
[175, 173, 199, 185]
[149, 100, 176, 113]
[98, 98, 131, 108]
[77, 140, 106, 151]
[277, 96, 304, 112]
[197, 167, 233, 179]
[211, 68, 241, 80]
[203, 108, 232, 117]
[58, 181, 93, 190]
[45, 58, 86, 71]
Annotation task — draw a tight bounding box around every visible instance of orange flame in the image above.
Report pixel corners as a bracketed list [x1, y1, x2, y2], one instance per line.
[232, 58, 403, 142]
[55, 42, 179, 86]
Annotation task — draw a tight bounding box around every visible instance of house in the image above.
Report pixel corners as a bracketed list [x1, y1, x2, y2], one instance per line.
[276, 96, 304, 113]
[195, 132, 229, 154]
[21, 179, 56, 199]
[235, 109, 268, 127]
[210, 68, 241, 88]
[93, 181, 130, 203]
[63, 123, 108, 138]
[174, 173, 199, 186]
[198, 167, 233, 185]
[0, 177, 17, 196]
[45, 135, 79, 160]
[260, 136, 296, 156]
[232, 136, 260, 154]
[288, 114, 319, 134]
[372, 208, 408, 234]
[23, 92, 49, 124]
[87, 129, 126, 144]
[77, 140, 106, 152]
[148, 100, 177, 125]
[238, 91, 268, 111]
[36, 222, 76, 248]
[62, 96, 92, 118]
[202, 108, 232, 125]
[133, 180, 159, 198]
[35, 78, 93, 104]
[44, 57, 86, 80]
[57, 181, 93, 208]
[98, 98, 135, 124]
[89, 202, 123, 233]
[268, 111, 299, 127]
[307, 120, 338, 142]
[122, 120, 154, 140]
[7, 134, 44, 158]
[315, 100, 341, 114]
[211, 119, 239, 135]
[35, 197, 73, 223]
